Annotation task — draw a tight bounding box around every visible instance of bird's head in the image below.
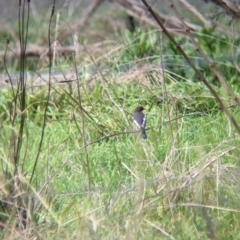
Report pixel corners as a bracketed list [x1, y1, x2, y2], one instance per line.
[135, 106, 145, 113]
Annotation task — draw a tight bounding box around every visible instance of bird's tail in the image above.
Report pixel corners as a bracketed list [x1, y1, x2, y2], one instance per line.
[141, 128, 147, 139]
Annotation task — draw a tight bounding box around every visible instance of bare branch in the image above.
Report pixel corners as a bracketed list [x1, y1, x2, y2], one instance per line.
[206, 0, 240, 19]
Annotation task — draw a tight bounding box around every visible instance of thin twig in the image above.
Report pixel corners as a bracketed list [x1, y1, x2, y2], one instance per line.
[30, 0, 55, 184]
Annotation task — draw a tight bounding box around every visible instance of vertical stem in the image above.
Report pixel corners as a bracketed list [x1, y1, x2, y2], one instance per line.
[30, 0, 55, 184]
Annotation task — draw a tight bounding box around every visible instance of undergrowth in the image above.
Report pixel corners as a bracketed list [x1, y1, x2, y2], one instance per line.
[1, 78, 240, 239]
[1, 1, 240, 239]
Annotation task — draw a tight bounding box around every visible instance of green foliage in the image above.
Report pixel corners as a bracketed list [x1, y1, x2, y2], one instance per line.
[116, 29, 159, 70]
[1, 6, 240, 239]
[165, 28, 240, 89]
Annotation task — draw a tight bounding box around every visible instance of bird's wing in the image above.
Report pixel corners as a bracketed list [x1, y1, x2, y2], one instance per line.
[134, 119, 141, 128]
[141, 116, 146, 128]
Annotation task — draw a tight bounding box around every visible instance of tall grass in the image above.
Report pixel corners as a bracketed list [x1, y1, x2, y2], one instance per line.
[1, 0, 240, 239]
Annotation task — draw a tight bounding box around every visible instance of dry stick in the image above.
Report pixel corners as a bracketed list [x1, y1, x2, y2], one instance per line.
[77, 0, 104, 29]
[58, 0, 104, 38]
[141, 0, 240, 135]
[180, 0, 234, 36]
[57, 0, 200, 40]
[108, 0, 200, 33]
[30, 1, 55, 184]
[208, 0, 240, 19]
[179, 0, 211, 27]
[168, 0, 240, 107]
[0, 40, 116, 60]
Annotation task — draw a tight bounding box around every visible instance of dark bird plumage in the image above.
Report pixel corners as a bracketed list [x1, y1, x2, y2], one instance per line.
[133, 106, 147, 139]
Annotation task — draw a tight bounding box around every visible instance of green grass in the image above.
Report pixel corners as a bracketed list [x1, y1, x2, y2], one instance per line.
[1, 3, 240, 238]
[1, 79, 240, 239]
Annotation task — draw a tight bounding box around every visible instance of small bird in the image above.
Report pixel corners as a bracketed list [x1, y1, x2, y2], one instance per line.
[133, 106, 147, 139]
